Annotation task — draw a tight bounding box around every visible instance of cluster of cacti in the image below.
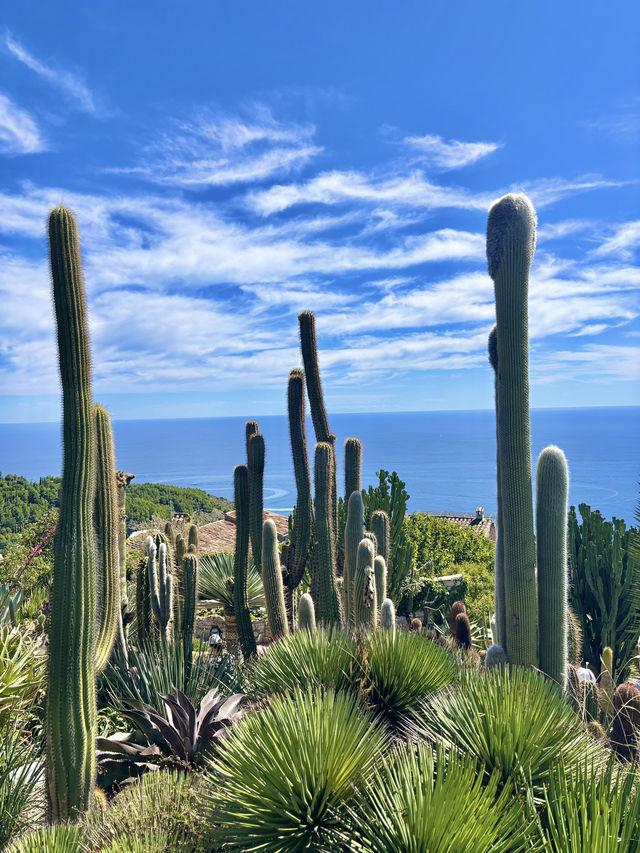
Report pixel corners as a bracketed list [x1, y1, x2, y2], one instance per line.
[487, 193, 570, 684]
[146, 536, 173, 644]
[449, 600, 472, 650]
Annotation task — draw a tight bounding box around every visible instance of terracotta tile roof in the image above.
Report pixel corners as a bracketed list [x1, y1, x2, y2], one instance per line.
[421, 508, 497, 543]
[199, 510, 289, 554]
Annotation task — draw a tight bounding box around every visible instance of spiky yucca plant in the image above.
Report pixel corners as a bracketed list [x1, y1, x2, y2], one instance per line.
[413, 666, 607, 796]
[249, 627, 357, 700]
[343, 743, 538, 853]
[209, 689, 388, 852]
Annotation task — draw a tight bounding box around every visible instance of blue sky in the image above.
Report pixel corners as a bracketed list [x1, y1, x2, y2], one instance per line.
[0, 1, 638, 422]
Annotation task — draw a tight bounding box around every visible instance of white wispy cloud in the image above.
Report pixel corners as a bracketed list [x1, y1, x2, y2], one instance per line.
[111, 109, 322, 187]
[515, 175, 630, 208]
[591, 221, 640, 260]
[403, 134, 501, 169]
[4, 31, 97, 114]
[0, 94, 45, 154]
[533, 345, 640, 384]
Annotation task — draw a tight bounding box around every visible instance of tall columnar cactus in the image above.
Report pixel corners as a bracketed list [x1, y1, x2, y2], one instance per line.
[136, 556, 152, 644]
[284, 369, 312, 621]
[164, 521, 175, 548]
[175, 534, 186, 567]
[313, 442, 343, 626]
[344, 437, 362, 503]
[147, 537, 173, 644]
[245, 420, 259, 456]
[299, 311, 338, 534]
[297, 593, 316, 633]
[488, 325, 505, 649]
[187, 524, 199, 554]
[344, 490, 365, 626]
[247, 431, 265, 570]
[370, 510, 390, 573]
[536, 446, 569, 687]
[262, 519, 289, 639]
[354, 538, 377, 629]
[115, 470, 134, 651]
[93, 405, 120, 674]
[380, 598, 395, 634]
[182, 553, 198, 681]
[46, 206, 97, 821]
[599, 646, 615, 719]
[233, 465, 257, 659]
[487, 192, 538, 667]
[374, 555, 387, 610]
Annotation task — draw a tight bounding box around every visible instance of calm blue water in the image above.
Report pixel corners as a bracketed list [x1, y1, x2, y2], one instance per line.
[0, 408, 638, 524]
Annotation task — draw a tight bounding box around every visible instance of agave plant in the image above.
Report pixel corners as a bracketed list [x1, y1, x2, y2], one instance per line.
[541, 757, 640, 852]
[0, 626, 46, 727]
[342, 743, 540, 853]
[413, 666, 607, 797]
[360, 629, 457, 731]
[248, 627, 358, 700]
[98, 687, 244, 785]
[0, 725, 43, 850]
[209, 688, 389, 852]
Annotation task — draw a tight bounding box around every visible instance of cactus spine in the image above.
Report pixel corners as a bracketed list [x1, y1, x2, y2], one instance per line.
[488, 325, 506, 649]
[354, 538, 377, 628]
[284, 369, 312, 622]
[247, 430, 265, 570]
[313, 442, 343, 626]
[262, 519, 289, 639]
[93, 406, 120, 674]
[182, 553, 198, 680]
[344, 491, 365, 626]
[147, 537, 173, 644]
[297, 593, 316, 632]
[46, 206, 97, 820]
[487, 193, 538, 667]
[374, 555, 387, 610]
[536, 446, 569, 687]
[344, 437, 362, 503]
[233, 465, 257, 659]
[380, 598, 395, 634]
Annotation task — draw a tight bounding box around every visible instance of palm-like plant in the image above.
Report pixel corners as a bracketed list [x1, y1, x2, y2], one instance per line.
[413, 666, 607, 796]
[248, 627, 358, 699]
[542, 758, 640, 852]
[343, 743, 540, 853]
[209, 689, 389, 852]
[360, 629, 457, 731]
[199, 552, 264, 651]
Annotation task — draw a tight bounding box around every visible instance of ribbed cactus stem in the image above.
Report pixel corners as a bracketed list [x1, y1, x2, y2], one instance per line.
[344, 491, 365, 626]
[233, 465, 257, 659]
[600, 646, 614, 718]
[182, 553, 198, 681]
[93, 406, 120, 674]
[354, 538, 377, 629]
[344, 437, 362, 502]
[488, 325, 506, 649]
[147, 537, 173, 644]
[136, 556, 152, 643]
[245, 420, 259, 456]
[187, 524, 199, 554]
[247, 432, 265, 570]
[164, 522, 175, 548]
[313, 442, 343, 626]
[297, 593, 316, 633]
[262, 519, 289, 639]
[115, 470, 133, 653]
[380, 598, 395, 634]
[370, 510, 390, 573]
[374, 555, 387, 610]
[175, 534, 186, 567]
[285, 369, 312, 619]
[487, 192, 538, 667]
[46, 206, 97, 821]
[536, 445, 569, 687]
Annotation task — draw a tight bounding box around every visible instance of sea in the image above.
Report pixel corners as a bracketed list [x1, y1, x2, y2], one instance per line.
[0, 407, 638, 525]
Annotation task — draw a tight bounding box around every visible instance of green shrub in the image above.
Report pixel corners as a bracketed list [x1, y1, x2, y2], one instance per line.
[459, 559, 495, 625]
[342, 743, 539, 853]
[209, 689, 388, 852]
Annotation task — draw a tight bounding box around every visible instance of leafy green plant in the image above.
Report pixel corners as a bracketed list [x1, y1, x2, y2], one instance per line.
[209, 688, 388, 852]
[199, 551, 264, 608]
[249, 627, 357, 700]
[342, 743, 539, 853]
[413, 666, 606, 797]
[5, 823, 85, 853]
[360, 629, 457, 731]
[0, 626, 46, 728]
[0, 725, 44, 850]
[542, 758, 640, 851]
